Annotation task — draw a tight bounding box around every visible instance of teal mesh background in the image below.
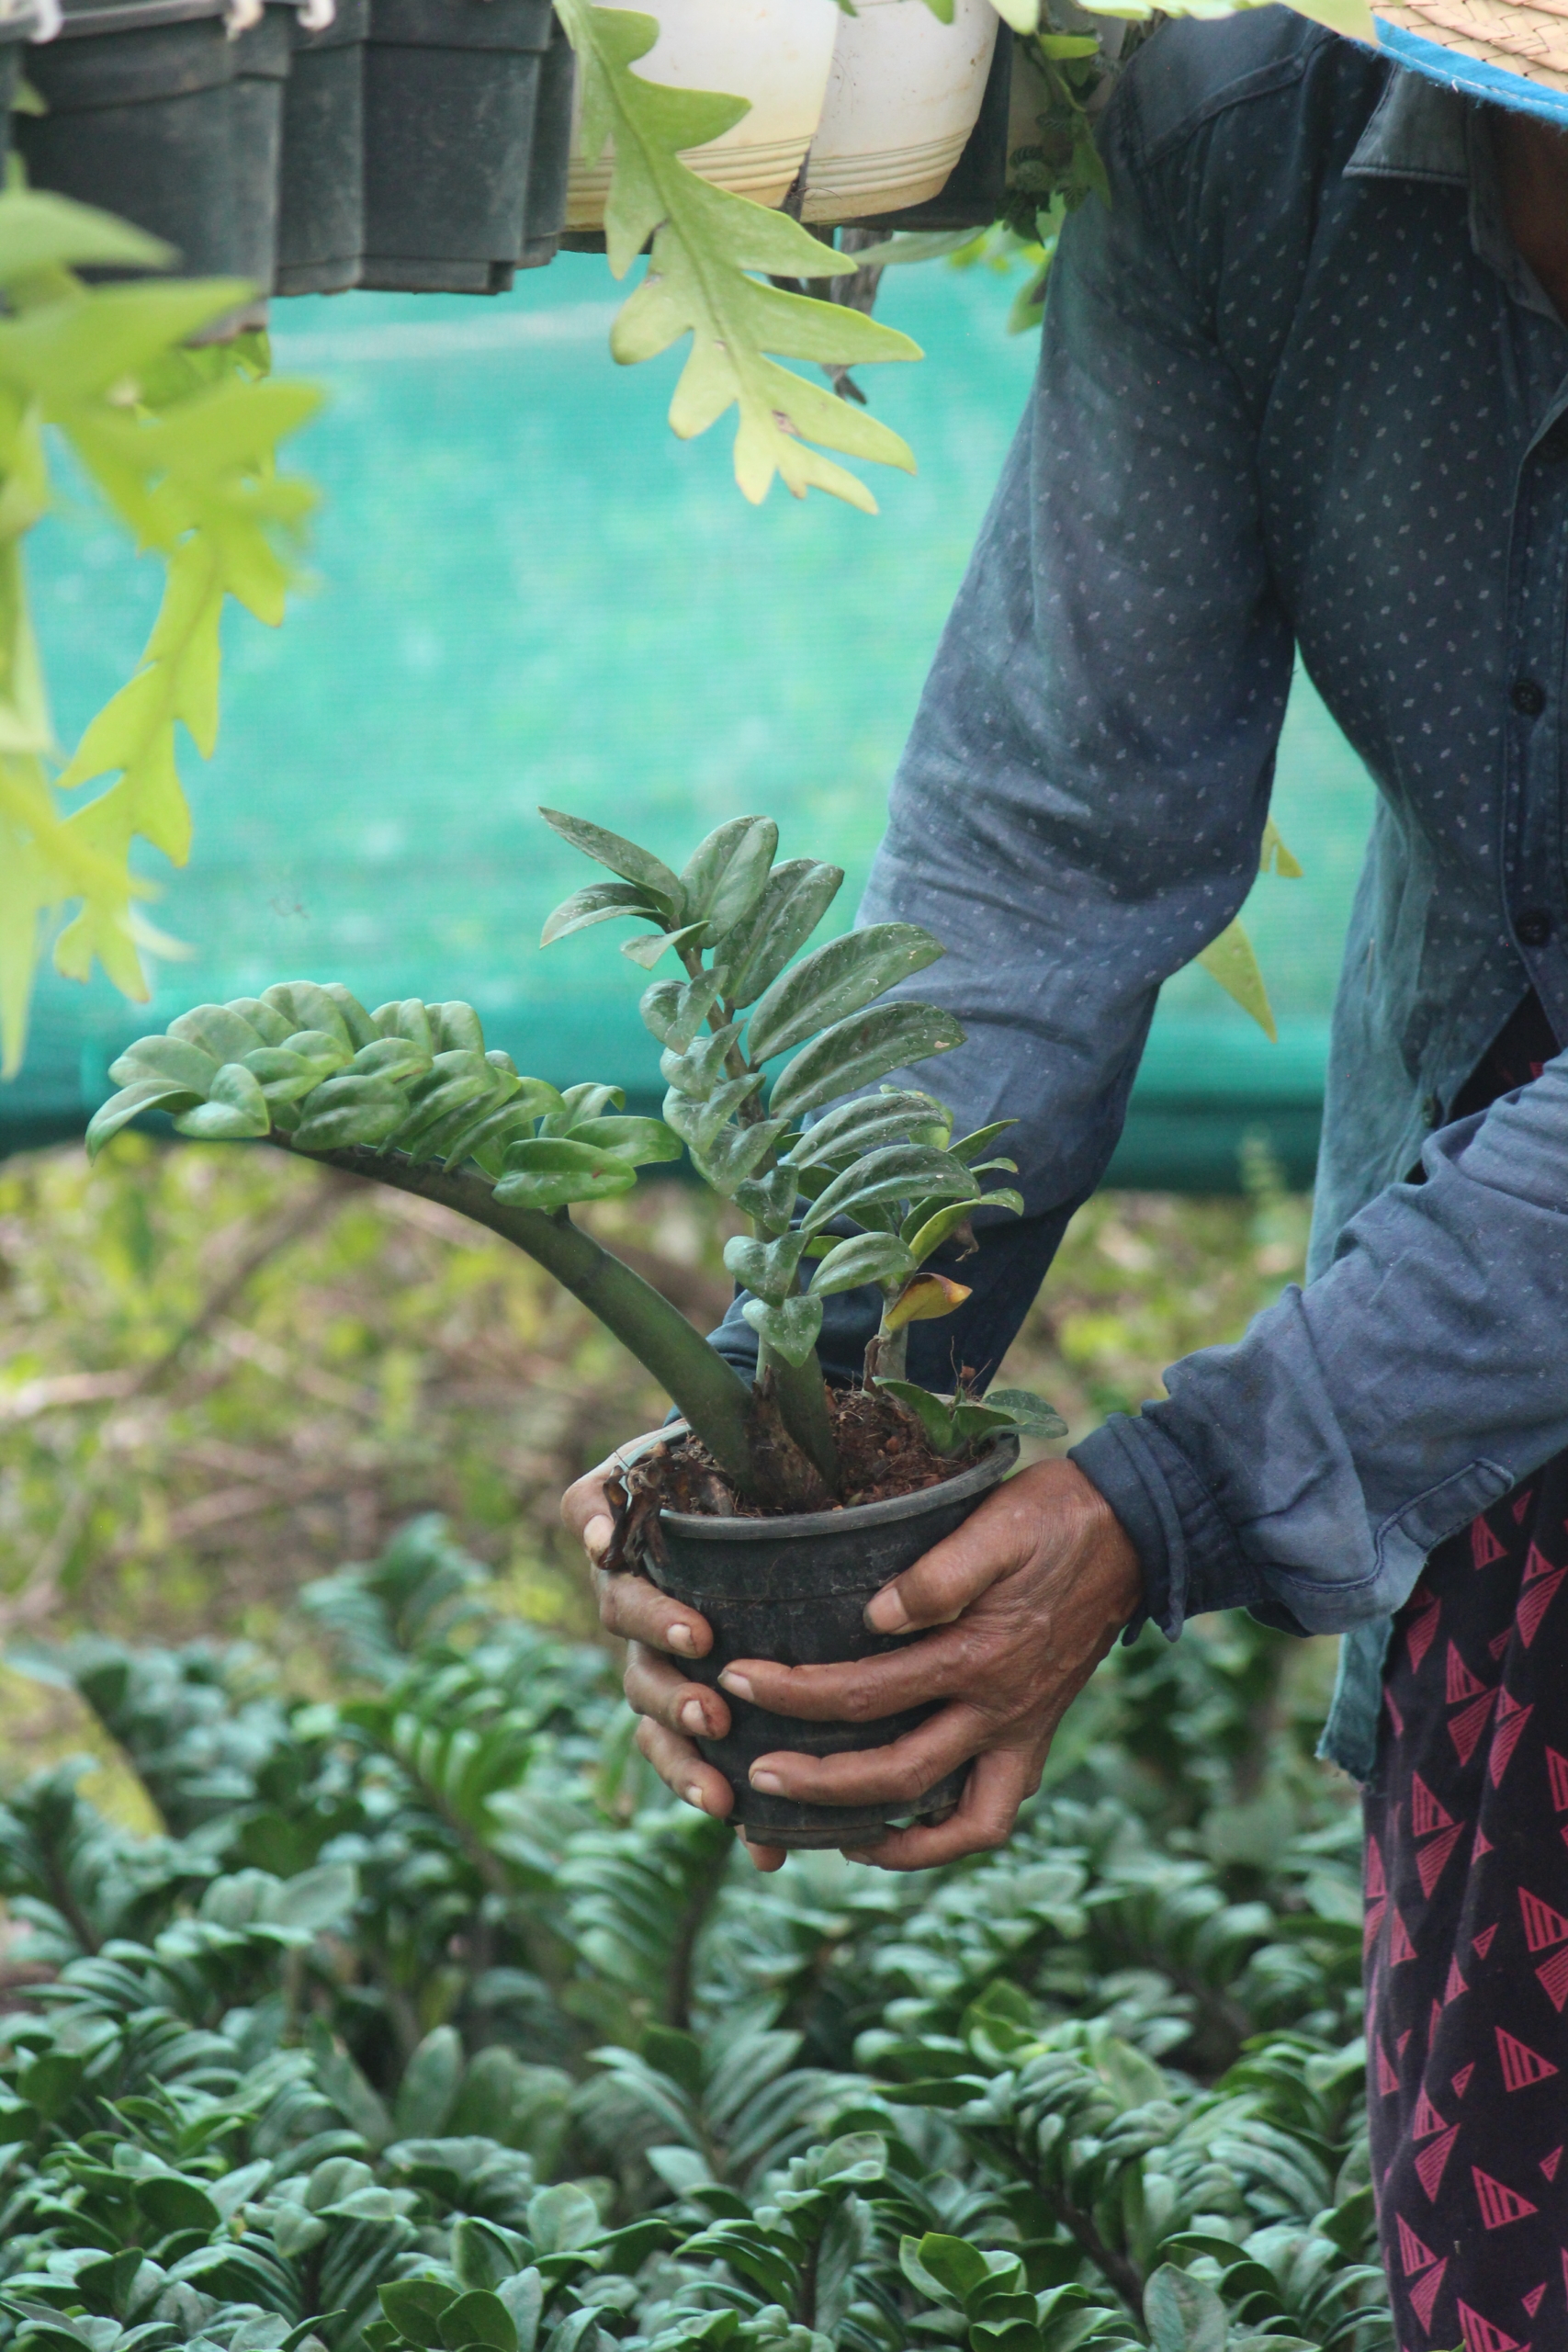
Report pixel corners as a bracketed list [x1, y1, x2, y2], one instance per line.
[8, 252, 1375, 1185]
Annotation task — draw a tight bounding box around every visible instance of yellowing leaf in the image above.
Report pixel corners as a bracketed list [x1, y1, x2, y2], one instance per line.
[1259, 817, 1303, 878]
[0, 188, 316, 1075]
[1196, 918, 1278, 1043]
[554, 0, 921, 511]
[884, 1272, 973, 1333]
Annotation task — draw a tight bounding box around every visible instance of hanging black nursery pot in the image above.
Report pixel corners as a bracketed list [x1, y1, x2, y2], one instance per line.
[0, 1, 52, 179]
[20, 0, 291, 290]
[275, 0, 367, 293]
[649, 1435, 1019, 1852]
[517, 6, 570, 272]
[358, 0, 552, 294]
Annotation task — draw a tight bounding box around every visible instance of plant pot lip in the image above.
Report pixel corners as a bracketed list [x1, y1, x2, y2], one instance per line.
[659, 1430, 1019, 1543]
[53, 0, 229, 32]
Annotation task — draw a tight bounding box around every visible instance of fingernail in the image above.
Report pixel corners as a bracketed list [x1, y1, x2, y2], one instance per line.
[682, 1783, 709, 1813]
[584, 1515, 612, 1561]
[667, 1623, 697, 1655]
[844, 1849, 874, 1866]
[865, 1588, 908, 1634]
[717, 1669, 753, 1701]
[678, 1697, 707, 1735]
[750, 1769, 784, 1794]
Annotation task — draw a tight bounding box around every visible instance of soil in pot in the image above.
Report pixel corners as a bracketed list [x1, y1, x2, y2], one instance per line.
[276, 0, 368, 295]
[20, 0, 288, 290]
[611, 1393, 1020, 1852]
[359, 0, 553, 294]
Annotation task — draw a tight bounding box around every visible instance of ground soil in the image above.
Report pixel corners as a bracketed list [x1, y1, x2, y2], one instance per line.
[604, 1385, 980, 1566]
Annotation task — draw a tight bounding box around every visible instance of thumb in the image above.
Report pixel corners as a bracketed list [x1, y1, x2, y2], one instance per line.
[864, 1476, 1038, 1634]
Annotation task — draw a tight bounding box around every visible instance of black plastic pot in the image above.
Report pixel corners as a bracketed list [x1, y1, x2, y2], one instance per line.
[276, 0, 367, 293]
[20, 0, 289, 288]
[517, 7, 570, 273]
[650, 1435, 1019, 1851]
[359, 0, 553, 294]
[0, 4, 50, 180]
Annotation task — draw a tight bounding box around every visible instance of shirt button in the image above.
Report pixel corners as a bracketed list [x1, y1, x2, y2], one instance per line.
[1517, 907, 1555, 947]
[1421, 1091, 1441, 1125]
[1511, 675, 1548, 717]
[1536, 416, 1568, 463]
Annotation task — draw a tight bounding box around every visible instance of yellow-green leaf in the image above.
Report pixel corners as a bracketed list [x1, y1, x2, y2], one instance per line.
[1195, 918, 1278, 1042]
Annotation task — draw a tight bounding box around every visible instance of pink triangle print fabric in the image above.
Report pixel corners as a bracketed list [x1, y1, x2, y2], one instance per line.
[1368, 1461, 1568, 2343]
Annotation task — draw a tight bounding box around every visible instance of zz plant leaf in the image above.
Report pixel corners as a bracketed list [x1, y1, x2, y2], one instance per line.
[92, 806, 1062, 1507]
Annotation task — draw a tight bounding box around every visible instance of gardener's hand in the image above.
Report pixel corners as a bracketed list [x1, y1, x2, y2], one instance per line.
[717, 1460, 1142, 1871]
[566, 1451, 1140, 1874]
[562, 1442, 791, 1874]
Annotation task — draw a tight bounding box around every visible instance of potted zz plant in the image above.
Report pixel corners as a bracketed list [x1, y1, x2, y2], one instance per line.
[85, 809, 1062, 1851]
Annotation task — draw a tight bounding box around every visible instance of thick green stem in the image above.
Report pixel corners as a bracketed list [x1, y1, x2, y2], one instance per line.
[284, 1140, 760, 1496]
[763, 1343, 839, 1492]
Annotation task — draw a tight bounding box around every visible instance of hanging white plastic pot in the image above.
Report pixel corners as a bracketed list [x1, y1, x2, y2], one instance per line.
[803, 0, 999, 221]
[565, 0, 840, 232]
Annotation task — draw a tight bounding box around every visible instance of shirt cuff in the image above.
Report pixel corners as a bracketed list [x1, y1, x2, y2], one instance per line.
[1070, 1411, 1271, 1638]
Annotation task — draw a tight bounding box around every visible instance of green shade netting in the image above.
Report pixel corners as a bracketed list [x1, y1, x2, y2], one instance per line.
[8, 254, 1374, 1187]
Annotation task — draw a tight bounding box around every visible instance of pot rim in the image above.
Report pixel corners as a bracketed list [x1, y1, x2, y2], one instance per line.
[659, 1430, 1018, 1544]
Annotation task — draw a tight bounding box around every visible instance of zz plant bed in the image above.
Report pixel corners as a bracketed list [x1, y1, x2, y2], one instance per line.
[87, 808, 1062, 1851]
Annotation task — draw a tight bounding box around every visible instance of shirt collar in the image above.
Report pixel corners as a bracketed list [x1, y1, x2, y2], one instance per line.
[1344, 62, 1564, 322]
[1344, 63, 1469, 183]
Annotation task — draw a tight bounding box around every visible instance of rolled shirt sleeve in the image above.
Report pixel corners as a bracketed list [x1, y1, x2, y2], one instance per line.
[1075, 1065, 1568, 1639]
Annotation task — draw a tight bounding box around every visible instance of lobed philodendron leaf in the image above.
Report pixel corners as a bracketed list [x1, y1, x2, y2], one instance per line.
[549, 0, 921, 513]
[86, 987, 680, 1220]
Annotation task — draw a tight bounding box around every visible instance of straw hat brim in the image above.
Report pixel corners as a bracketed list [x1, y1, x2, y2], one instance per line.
[1371, 5, 1568, 120]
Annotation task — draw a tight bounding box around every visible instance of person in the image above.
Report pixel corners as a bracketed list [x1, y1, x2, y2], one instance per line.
[565, 7, 1568, 2337]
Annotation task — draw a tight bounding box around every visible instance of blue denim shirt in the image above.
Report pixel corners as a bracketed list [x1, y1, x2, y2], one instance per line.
[716, 11, 1568, 1781]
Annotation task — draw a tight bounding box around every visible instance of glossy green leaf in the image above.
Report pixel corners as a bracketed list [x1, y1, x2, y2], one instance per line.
[167, 1002, 265, 1064]
[678, 815, 777, 941]
[684, 1109, 791, 1197]
[262, 981, 355, 1051]
[171, 1061, 271, 1142]
[660, 1024, 743, 1102]
[721, 859, 844, 1007]
[85, 1076, 199, 1156]
[985, 1389, 1067, 1439]
[639, 968, 728, 1052]
[722, 1231, 807, 1305]
[438, 2290, 517, 2352]
[807, 1233, 916, 1297]
[739, 1292, 823, 1368]
[541, 880, 662, 947]
[492, 1137, 638, 1213]
[566, 1115, 682, 1167]
[747, 923, 944, 1067]
[874, 1380, 962, 1453]
[769, 1003, 964, 1120]
[538, 808, 681, 912]
[783, 1090, 946, 1170]
[621, 920, 709, 969]
[292, 1073, 409, 1153]
[108, 1033, 220, 1095]
[800, 1144, 977, 1239]
[379, 2280, 459, 2349]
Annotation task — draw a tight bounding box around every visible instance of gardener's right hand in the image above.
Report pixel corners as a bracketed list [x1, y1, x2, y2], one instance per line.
[562, 1443, 790, 1874]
